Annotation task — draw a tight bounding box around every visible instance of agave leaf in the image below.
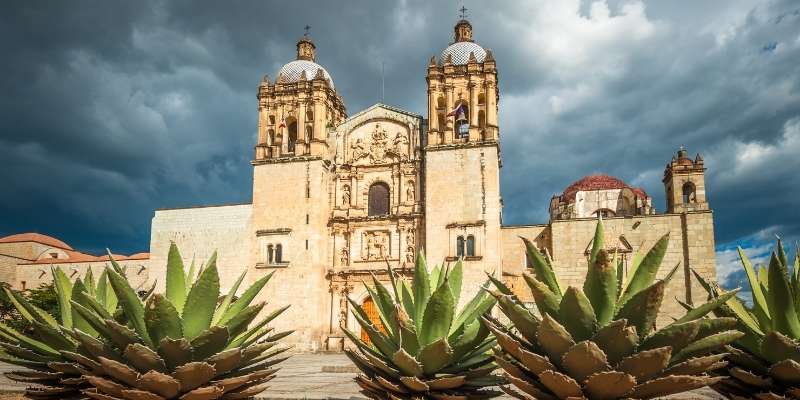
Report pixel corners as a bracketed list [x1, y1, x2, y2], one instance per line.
[448, 261, 464, 306]
[69, 279, 97, 336]
[224, 303, 265, 339]
[558, 286, 598, 341]
[105, 266, 153, 347]
[615, 280, 665, 337]
[766, 251, 800, 337]
[522, 273, 560, 319]
[70, 300, 119, 344]
[392, 348, 423, 377]
[640, 320, 699, 354]
[30, 320, 76, 352]
[191, 326, 229, 360]
[619, 346, 672, 381]
[413, 251, 431, 330]
[672, 330, 744, 363]
[400, 279, 415, 320]
[522, 236, 561, 296]
[692, 269, 763, 335]
[227, 305, 290, 349]
[366, 274, 398, 337]
[618, 233, 669, 307]
[352, 307, 398, 356]
[218, 271, 273, 326]
[450, 284, 495, 335]
[144, 294, 183, 345]
[451, 319, 484, 361]
[52, 267, 74, 329]
[491, 293, 537, 341]
[417, 338, 453, 375]
[209, 270, 247, 328]
[165, 242, 188, 314]
[761, 331, 800, 364]
[672, 289, 740, 325]
[419, 278, 455, 346]
[584, 249, 618, 326]
[430, 265, 442, 292]
[486, 272, 514, 296]
[696, 317, 739, 338]
[537, 314, 575, 363]
[584, 370, 636, 400]
[561, 340, 610, 382]
[3, 288, 57, 327]
[394, 305, 420, 356]
[591, 319, 638, 364]
[123, 342, 167, 373]
[738, 246, 771, 321]
[181, 260, 220, 341]
[105, 318, 141, 350]
[158, 337, 192, 370]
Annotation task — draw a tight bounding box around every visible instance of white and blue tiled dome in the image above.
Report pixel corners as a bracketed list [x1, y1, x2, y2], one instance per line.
[441, 41, 487, 65]
[276, 59, 334, 89]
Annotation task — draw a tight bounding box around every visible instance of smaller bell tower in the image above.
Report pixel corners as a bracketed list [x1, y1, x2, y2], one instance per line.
[663, 146, 709, 213]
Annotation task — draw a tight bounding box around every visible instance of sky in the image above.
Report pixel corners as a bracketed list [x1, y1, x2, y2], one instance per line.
[1, 0, 799, 291]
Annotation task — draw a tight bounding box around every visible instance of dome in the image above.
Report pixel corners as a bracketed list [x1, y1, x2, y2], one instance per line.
[561, 174, 648, 203]
[441, 41, 487, 65]
[0, 232, 73, 250]
[276, 60, 334, 89]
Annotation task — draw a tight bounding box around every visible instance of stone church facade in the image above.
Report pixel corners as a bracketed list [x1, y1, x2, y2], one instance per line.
[1, 17, 717, 353]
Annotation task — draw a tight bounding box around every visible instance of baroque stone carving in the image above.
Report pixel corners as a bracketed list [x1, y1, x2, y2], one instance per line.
[350, 123, 410, 164]
[362, 230, 389, 260]
[341, 184, 351, 206]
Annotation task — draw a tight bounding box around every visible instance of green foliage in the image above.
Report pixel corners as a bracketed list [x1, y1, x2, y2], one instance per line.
[486, 219, 740, 399]
[696, 240, 800, 398]
[345, 256, 502, 400]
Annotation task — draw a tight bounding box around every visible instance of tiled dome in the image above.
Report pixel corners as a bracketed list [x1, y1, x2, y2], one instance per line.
[276, 60, 334, 89]
[561, 174, 648, 203]
[441, 41, 487, 65]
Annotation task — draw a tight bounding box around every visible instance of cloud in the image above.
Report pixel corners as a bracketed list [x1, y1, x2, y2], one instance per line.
[0, 0, 798, 261]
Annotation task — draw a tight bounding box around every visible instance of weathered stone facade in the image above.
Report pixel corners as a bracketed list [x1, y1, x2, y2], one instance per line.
[2, 17, 718, 353]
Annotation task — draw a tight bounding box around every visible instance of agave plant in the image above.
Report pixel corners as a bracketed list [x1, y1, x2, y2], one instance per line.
[343, 255, 504, 400]
[0, 267, 121, 399]
[66, 243, 294, 400]
[484, 219, 743, 399]
[694, 240, 800, 399]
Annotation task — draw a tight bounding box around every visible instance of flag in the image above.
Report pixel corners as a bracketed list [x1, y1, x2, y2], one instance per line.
[278, 116, 286, 129]
[447, 103, 465, 117]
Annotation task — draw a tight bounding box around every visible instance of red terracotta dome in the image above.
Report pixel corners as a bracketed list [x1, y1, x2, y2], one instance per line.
[0, 233, 73, 250]
[561, 174, 648, 203]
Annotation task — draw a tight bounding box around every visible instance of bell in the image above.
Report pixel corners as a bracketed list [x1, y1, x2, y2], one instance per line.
[455, 109, 468, 124]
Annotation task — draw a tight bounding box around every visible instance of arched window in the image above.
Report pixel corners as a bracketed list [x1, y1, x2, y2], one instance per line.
[275, 244, 283, 263]
[306, 110, 314, 121]
[456, 236, 465, 258]
[466, 235, 475, 257]
[478, 93, 486, 105]
[478, 110, 486, 128]
[682, 182, 696, 204]
[368, 182, 390, 216]
[267, 244, 274, 264]
[287, 121, 298, 153]
[305, 125, 313, 141]
[269, 115, 276, 125]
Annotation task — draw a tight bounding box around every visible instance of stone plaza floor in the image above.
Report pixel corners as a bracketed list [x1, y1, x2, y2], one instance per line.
[0, 354, 724, 399]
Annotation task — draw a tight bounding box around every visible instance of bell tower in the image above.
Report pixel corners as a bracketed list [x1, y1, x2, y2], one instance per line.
[254, 30, 345, 161]
[423, 10, 503, 302]
[663, 146, 709, 213]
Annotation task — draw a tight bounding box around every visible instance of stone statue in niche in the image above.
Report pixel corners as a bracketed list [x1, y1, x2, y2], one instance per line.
[405, 245, 415, 264]
[341, 184, 351, 206]
[340, 246, 349, 266]
[406, 181, 415, 202]
[363, 231, 389, 260]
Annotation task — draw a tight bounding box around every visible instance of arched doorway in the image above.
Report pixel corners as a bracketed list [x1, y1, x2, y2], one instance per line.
[360, 297, 386, 345]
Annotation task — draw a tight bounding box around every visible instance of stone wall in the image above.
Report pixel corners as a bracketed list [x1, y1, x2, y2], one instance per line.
[424, 144, 503, 305]
[13, 259, 150, 291]
[250, 160, 332, 352]
[148, 203, 253, 293]
[499, 212, 717, 325]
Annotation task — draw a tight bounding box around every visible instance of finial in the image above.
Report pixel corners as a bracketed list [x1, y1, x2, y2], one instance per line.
[485, 49, 494, 61]
[299, 70, 307, 81]
[468, 51, 477, 63]
[459, 5, 468, 20]
[304, 25, 311, 37]
[429, 55, 437, 66]
[444, 53, 453, 65]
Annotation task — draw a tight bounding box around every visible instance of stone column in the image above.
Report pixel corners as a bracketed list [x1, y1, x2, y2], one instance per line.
[298, 102, 307, 154]
[445, 85, 454, 143]
[428, 87, 438, 135]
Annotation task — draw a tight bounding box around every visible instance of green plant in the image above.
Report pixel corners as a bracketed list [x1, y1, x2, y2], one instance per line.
[0, 268, 117, 399]
[70, 243, 293, 400]
[694, 240, 800, 399]
[484, 219, 743, 399]
[343, 255, 503, 399]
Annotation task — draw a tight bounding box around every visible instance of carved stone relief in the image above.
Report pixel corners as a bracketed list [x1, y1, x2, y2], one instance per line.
[362, 230, 390, 260]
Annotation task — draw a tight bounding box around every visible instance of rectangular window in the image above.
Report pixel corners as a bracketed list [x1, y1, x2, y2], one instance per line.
[306, 214, 309, 224]
[305, 239, 309, 250]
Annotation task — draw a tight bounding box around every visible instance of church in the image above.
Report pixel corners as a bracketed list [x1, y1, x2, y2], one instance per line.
[0, 16, 717, 352]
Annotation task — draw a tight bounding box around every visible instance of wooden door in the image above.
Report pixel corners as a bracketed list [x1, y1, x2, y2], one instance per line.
[360, 297, 386, 345]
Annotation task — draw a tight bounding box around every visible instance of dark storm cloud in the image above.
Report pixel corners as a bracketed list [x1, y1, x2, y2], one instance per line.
[0, 0, 798, 282]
